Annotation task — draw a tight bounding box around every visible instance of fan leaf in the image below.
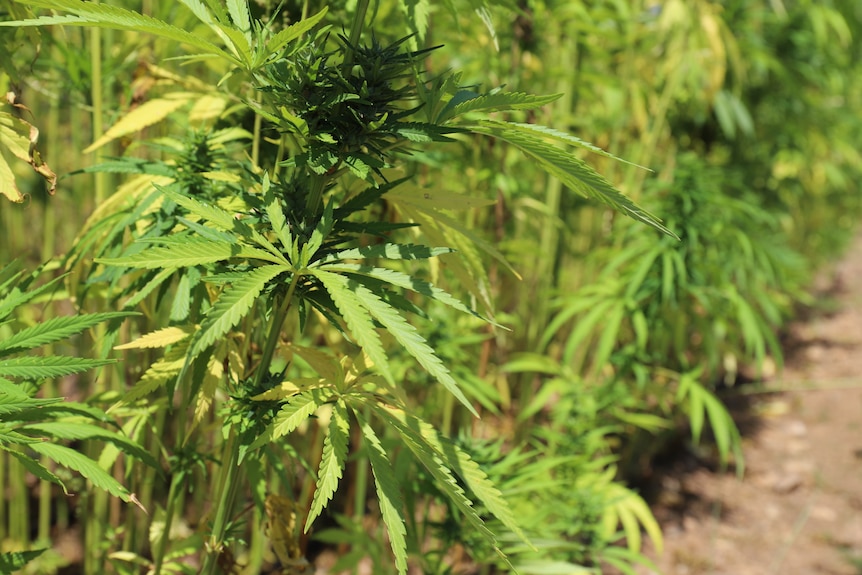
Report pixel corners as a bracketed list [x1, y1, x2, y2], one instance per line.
[348, 279, 477, 417]
[464, 120, 675, 237]
[439, 91, 561, 123]
[114, 326, 194, 350]
[29, 442, 135, 503]
[305, 400, 350, 531]
[0, 312, 134, 355]
[97, 238, 283, 269]
[369, 403, 504, 560]
[309, 269, 392, 385]
[0, 356, 115, 379]
[23, 422, 158, 469]
[188, 265, 288, 359]
[355, 411, 408, 575]
[0, 0, 236, 64]
[320, 264, 486, 322]
[321, 243, 454, 263]
[85, 94, 196, 153]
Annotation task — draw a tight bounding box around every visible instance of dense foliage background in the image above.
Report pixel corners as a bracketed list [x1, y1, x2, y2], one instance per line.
[2, 1, 862, 574]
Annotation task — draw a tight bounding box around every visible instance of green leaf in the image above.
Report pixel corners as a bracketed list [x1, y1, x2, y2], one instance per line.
[156, 185, 284, 261]
[348, 279, 478, 417]
[263, 7, 328, 61]
[188, 265, 288, 359]
[599, 546, 661, 575]
[263, 174, 293, 259]
[271, 390, 327, 440]
[29, 442, 134, 502]
[394, 122, 461, 142]
[0, 121, 25, 202]
[675, 373, 744, 474]
[119, 344, 187, 404]
[561, 298, 616, 367]
[121, 267, 174, 310]
[0, 548, 48, 572]
[438, 91, 561, 123]
[249, 388, 335, 453]
[701, 388, 744, 473]
[0, 312, 134, 355]
[614, 411, 673, 433]
[369, 403, 505, 561]
[287, 344, 343, 384]
[0, 379, 31, 400]
[4, 447, 67, 491]
[599, 483, 663, 555]
[382, 406, 530, 547]
[0, 273, 65, 322]
[0, 356, 115, 379]
[386, 187, 496, 211]
[464, 120, 675, 237]
[214, 21, 252, 67]
[394, 199, 519, 286]
[334, 177, 411, 219]
[15, 400, 113, 423]
[309, 269, 392, 385]
[322, 244, 454, 264]
[225, 0, 251, 40]
[305, 400, 350, 531]
[400, 0, 430, 43]
[302, 201, 335, 265]
[0, 392, 62, 416]
[23, 422, 159, 469]
[97, 237, 283, 269]
[590, 303, 625, 377]
[491, 121, 648, 169]
[355, 411, 408, 575]
[1, 0, 237, 64]
[321, 264, 485, 322]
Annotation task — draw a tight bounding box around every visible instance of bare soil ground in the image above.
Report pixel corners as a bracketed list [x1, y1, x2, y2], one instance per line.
[637, 236, 862, 575]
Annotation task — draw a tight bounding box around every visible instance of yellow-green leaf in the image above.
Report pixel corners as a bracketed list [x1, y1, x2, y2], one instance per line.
[192, 349, 224, 429]
[85, 93, 196, 153]
[114, 326, 194, 350]
[0, 110, 57, 198]
[0, 149, 23, 202]
[189, 95, 227, 123]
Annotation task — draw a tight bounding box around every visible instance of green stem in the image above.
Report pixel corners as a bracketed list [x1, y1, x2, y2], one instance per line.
[201, 429, 242, 575]
[152, 469, 183, 575]
[90, 26, 105, 205]
[343, 0, 370, 70]
[252, 103, 262, 168]
[154, 403, 190, 574]
[255, 276, 299, 388]
[304, 174, 327, 218]
[351, 407, 371, 519]
[201, 276, 300, 575]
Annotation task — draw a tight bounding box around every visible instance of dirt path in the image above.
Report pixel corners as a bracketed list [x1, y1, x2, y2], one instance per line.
[638, 236, 862, 575]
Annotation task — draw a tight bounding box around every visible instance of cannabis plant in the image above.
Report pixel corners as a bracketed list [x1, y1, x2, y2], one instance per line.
[1, 1, 673, 573]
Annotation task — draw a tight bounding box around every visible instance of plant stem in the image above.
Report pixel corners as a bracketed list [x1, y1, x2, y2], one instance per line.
[90, 26, 105, 205]
[304, 174, 327, 217]
[154, 400, 191, 574]
[343, 0, 370, 70]
[201, 429, 242, 575]
[152, 467, 183, 575]
[201, 276, 299, 575]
